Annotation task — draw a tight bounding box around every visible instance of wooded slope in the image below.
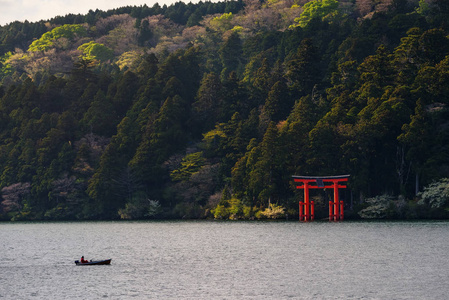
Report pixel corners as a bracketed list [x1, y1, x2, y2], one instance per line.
[0, 0, 448, 220]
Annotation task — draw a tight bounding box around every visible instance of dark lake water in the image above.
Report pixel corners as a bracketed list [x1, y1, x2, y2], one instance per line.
[0, 221, 448, 299]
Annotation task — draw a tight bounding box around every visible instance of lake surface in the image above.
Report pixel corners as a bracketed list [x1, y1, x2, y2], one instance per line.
[0, 221, 448, 299]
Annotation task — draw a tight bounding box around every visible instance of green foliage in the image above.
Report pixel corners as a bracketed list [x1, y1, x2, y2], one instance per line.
[291, 0, 340, 28]
[284, 38, 320, 95]
[28, 24, 87, 52]
[0, 52, 13, 80]
[211, 197, 249, 220]
[231, 26, 245, 33]
[219, 32, 243, 79]
[260, 203, 286, 219]
[170, 152, 205, 181]
[80, 90, 116, 136]
[1, 0, 449, 221]
[212, 204, 228, 219]
[415, 0, 430, 16]
[210, 12, 234, 31]
[78, 42, 114, 62]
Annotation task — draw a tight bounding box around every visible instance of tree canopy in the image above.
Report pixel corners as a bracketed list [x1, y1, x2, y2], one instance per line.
[1, 0, 449, 221]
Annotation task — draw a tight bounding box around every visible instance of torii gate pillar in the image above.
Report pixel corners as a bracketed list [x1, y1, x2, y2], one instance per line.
[293, 175, 350, 222]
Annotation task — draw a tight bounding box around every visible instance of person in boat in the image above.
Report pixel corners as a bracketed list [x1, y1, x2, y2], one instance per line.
[80, 256, 88, 263]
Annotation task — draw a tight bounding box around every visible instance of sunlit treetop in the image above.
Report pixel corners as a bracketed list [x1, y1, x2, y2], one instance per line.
[209, 12, 234, 31]
[290, 0, 341, 28]
[77, 41, 114, 62]
[28, 24, 87, 52]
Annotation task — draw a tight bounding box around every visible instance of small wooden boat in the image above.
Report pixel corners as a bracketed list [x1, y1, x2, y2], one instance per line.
[75, 259, 111, 265]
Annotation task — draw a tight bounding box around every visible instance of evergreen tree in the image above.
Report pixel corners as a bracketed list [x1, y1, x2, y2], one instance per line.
[263, 80, 291, 122]
[151, 95, 189, 164]
[398, 99, 431, 195]
[193, 72, 223, 130]
[81, 90, 116, 137]
[219, 31, 243, 80]
[285, 38, 321, 96]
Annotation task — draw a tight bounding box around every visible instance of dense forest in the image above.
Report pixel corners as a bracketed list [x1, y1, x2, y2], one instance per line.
[0, 0, 448, 221]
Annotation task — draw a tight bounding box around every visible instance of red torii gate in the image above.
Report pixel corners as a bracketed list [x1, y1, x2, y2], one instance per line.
[292, 175, 350, 221]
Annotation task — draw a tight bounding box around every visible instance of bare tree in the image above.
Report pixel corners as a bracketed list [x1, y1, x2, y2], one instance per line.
[95, 14, 134, 36]
[1, 182, 31, 213]
[51, 175, 77, 202]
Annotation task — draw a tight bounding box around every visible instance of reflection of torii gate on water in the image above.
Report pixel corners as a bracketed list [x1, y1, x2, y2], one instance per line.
[292, 175, 350, 221]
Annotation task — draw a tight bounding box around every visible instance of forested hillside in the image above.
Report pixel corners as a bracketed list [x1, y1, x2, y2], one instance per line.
[0, 0, 448, 221]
